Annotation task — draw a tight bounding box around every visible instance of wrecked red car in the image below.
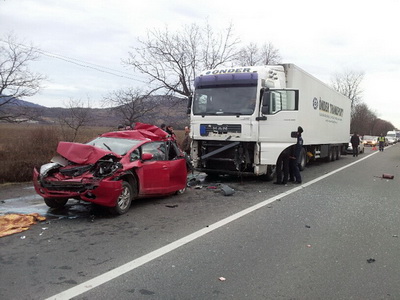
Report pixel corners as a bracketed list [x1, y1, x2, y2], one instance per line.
[33, 123, 189, 215]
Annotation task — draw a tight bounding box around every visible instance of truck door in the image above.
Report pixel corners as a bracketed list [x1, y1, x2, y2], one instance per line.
[258, 89, 299, 164]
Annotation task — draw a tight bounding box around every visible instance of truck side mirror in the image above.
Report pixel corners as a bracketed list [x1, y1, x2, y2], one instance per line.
[291, 131, 298, 138]
[261, 91, 270, 114]
[186, 95, 192, 115]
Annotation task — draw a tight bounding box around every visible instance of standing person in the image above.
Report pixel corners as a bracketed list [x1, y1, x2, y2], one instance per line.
[165, 125, 177, 141]
[181, 126, 192, 155]
[350, 133, 360, 157]
[289, 126, 304, 184]
[274, 147, 290, 185]
[160, 123, 166, 131]
[378, 133, 385, 151]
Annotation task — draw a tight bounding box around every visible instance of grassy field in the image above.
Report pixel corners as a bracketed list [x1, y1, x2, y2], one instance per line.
[0, 123, 184, 184]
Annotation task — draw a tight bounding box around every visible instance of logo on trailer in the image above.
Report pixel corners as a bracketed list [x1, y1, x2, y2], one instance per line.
[312, 97, 318, 110]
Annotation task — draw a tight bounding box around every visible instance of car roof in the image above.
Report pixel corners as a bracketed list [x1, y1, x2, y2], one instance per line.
[101, 122, 169, 142]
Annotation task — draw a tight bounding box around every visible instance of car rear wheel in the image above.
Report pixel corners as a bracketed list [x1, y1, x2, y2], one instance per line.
[44, 197, 68, 208]
[110, 180, 134, 215]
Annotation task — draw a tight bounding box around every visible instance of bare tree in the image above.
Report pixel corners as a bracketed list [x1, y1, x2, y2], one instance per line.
[58, 98, 92, 142]
[371, 118, 395, 136]
[102, 88, 160, 127]
[331, 70, 364, 109]
[0, 34, 45, 122]
[260, 42, 282, 65]
[124, 22, 241, 97]
[350, 102, 377, 135]
[236, 42, 282, 66]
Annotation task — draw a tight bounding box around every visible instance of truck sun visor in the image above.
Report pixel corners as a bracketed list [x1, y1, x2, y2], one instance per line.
[194, 72, 258, 88]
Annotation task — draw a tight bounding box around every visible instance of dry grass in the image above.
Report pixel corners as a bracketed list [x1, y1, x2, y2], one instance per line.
[0, 123, 183, 184]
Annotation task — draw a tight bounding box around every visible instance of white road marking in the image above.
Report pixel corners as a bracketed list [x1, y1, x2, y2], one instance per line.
[45, 152, 377, 300]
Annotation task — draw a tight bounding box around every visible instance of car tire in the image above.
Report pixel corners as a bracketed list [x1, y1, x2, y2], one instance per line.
[44, 197, 68, 208]
[110, 180, 134, 215]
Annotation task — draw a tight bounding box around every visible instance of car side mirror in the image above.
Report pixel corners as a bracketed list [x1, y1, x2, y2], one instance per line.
[141, 153, 154, 161]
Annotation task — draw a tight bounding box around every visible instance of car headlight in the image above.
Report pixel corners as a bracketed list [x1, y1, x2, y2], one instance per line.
[40, 162, 60, 177]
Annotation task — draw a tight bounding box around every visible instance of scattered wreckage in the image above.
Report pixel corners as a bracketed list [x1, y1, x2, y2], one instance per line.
[33, 123, 190, 215]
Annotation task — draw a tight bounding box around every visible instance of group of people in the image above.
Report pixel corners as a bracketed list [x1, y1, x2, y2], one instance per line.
[351, 132, 386, 155]
[274, 126, 304, 185]
[160, 123, 192, 155]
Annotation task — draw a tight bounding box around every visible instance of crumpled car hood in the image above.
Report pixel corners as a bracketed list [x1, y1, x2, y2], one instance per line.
[57, 142, 121, 164]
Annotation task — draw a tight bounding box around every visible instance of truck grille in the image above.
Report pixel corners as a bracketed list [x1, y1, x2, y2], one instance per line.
[200, 124, 241, 136]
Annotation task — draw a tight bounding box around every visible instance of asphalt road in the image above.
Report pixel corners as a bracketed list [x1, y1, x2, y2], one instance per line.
[1, 145, 399, 300]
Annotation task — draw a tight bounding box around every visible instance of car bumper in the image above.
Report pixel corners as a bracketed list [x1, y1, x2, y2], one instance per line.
[33, 168, 123, 207]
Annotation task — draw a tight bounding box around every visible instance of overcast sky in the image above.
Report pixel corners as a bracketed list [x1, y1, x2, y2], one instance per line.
[1, 0, 399, 127]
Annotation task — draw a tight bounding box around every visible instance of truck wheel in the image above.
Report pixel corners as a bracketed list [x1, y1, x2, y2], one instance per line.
[109, 180, 135, 215]
[299, 148, 307, 171]
[262, 165, 276, 181]
[44, 197, 68, 208]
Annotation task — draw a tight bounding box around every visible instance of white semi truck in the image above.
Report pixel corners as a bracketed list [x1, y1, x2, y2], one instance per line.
[188, 63, 351, 179]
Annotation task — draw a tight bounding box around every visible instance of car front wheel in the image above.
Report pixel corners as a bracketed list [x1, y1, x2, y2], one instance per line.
[110, 181, 134, 215]
[44, 197, 68, 208]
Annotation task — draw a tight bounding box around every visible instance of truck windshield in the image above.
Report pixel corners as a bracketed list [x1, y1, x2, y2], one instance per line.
[193, 86, 257, 115]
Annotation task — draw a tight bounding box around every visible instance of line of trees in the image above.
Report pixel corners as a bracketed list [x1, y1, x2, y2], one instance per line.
[331, 70, 396, 135]
[0, 23, 397, 138]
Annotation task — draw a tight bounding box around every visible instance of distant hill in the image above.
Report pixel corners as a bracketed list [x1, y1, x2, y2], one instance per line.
[1, 95, 190, 129]
[0, 95, 44, 108]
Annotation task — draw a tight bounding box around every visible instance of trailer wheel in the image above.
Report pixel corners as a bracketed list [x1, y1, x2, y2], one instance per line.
[335, 147, 340, 160]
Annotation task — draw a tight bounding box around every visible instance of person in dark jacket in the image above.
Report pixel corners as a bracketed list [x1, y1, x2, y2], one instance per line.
[289, 126, 304, 184]
[350, 133, 360, 157]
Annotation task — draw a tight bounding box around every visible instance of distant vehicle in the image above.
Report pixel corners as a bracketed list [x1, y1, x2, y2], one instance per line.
[363, 135, 378, 147]
[386, 130, 397, 144]
[347, 136, 364, 154]
[33, 123, 189, 215]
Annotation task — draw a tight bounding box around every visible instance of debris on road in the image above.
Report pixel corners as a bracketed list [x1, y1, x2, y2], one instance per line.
[220, 184, 235, 196]
[187, 173, 207, 187]
[166, 204, 178, 208]
[218, 277, 226, 281]
[367, 258, 376, 263]
[0, 213, 46, 238]
[382, 173, 394, 179]
[374, 174, 395, 179]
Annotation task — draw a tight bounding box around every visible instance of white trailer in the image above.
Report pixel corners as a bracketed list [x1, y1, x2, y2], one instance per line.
[188, 63, 351, 179]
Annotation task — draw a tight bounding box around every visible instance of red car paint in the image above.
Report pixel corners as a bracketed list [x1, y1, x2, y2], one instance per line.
[33, 123, 188, 212]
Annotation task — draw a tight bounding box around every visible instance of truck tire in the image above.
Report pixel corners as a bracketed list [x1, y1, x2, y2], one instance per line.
[261, 165, 276, 181]
[299, 148, 307, 171]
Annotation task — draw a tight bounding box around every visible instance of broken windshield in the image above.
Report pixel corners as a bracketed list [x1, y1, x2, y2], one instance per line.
[87, 137, 142, 156]
[193, 86, 257, 116]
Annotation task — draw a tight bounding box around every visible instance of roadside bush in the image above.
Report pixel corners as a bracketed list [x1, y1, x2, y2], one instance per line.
[0, 126, 59, 183]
